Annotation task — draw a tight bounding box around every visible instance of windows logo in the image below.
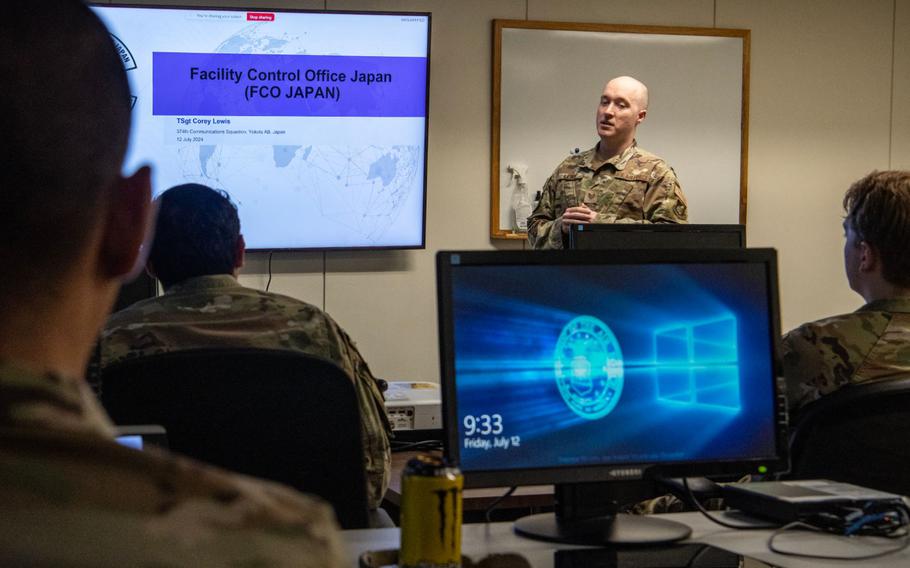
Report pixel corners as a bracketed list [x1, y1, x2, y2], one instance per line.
[653, 315, 741, 410]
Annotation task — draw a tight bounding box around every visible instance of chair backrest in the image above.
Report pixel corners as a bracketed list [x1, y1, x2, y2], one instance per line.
[100, 348, 370, 529]
[788, 376, 910, 496]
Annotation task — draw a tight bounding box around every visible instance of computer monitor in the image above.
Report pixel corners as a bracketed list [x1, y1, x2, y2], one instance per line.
[568, 224, 745, 250]
[437, 248, 788, 545]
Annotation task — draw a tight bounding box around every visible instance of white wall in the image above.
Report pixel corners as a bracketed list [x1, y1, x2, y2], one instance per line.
[894, 0, 910, 169]
[719, 0, 897, 347]
[116, 0, 910, 383]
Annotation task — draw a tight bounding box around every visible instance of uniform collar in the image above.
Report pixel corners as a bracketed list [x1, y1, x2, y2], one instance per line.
[858, 297, 910, 314]
[582, 141, 639, 171]
[0, 359, 116, 438]
[166, 274, 242, 294]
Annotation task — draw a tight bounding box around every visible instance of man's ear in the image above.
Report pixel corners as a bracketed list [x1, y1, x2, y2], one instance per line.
[636, 108, 647, 126]
[100, 166, 153, 280]
[858, 241, 879, 273]
[234, 234, 246, 270]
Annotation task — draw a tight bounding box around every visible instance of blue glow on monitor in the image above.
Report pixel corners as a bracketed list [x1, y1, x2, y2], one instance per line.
[449, 263, 776, 473]
[554, 315, 624, 420]
[654, 315, 741, 410]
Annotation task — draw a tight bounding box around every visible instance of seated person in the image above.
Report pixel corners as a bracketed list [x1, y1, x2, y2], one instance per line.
[782, 170, 910, 412]
[98, 184, 392, 511]
[0, 2, 341, 565]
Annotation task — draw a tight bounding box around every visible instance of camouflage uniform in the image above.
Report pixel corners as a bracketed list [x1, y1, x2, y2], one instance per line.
[782, 298, 910, 411]
[527, 142, 688, 250]
[628, 494, 728, 515]
[0, 359, 343, 567]
[98, 274, 392, 510]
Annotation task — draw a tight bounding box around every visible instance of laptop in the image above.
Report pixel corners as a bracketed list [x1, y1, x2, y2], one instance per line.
[114, 424, 169, 450]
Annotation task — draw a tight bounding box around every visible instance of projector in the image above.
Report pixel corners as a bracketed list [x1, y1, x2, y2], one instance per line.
[384, 381, 442, 433]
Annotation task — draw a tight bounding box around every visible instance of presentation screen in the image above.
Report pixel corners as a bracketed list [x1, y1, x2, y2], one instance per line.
[92, 5, 430, 250]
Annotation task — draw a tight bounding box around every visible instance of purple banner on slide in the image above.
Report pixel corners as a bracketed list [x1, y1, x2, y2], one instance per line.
[153, 52, 427, 117]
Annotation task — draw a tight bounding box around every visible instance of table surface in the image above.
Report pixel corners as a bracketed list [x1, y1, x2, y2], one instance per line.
[342, 511, 910, 568]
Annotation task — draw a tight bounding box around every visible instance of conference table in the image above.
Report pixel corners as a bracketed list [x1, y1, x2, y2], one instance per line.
[343, 511, 910, 567]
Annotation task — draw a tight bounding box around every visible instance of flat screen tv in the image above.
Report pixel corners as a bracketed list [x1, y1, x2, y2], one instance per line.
[437, 248, 788, 544]
[91, 4, 430, 251]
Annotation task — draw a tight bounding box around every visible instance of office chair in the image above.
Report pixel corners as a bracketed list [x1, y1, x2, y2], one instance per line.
[100, 348, 370, 529]
[787, 376, 910, 495]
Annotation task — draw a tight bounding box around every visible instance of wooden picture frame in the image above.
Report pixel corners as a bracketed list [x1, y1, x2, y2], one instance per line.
[491, 20, 750, 240]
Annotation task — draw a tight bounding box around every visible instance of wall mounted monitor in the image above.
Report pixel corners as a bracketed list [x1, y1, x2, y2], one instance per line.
[92, 4, 430, 251]
[437, 248, 787, 544]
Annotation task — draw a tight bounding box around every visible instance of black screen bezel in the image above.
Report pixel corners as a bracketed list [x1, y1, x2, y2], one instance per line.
[569, 223, 746, 249]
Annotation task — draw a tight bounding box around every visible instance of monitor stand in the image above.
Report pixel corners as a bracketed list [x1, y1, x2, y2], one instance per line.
[513, 481, 692, 546]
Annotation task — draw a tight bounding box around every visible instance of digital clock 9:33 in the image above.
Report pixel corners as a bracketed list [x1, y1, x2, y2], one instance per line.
[462, 414, 503, 436]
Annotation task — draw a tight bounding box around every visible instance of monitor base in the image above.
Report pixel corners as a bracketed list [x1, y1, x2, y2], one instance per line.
[513, 512, 692, 546]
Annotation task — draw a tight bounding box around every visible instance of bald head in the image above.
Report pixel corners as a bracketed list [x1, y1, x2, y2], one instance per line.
[605, 76, 649, 110]
[595, 76, 650, 156]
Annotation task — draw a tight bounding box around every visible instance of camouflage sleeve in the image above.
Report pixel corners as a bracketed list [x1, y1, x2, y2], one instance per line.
[780, 325, 830, 411]
[627, 494, 688, 515]
[527, 172, 566, 250]
[643, 166, 688, 224]
[0, 429, 345, 567]
[323, 316, 392, 510]
[780, 313, 891, 411]
[0, 505, 345, 568]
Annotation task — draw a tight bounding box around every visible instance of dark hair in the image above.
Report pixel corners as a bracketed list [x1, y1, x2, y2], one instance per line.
[0, 1, 131, 288]
[149, 184, 242, 288]
[843, 170, 910, 288]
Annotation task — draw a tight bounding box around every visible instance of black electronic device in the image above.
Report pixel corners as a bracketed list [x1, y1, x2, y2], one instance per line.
[723, 480, 905, 525]
[568, 223, 745, 250]
[436, 248, 788, 545]
[554, 543, 742, 568]
[90, 4, 431, 252]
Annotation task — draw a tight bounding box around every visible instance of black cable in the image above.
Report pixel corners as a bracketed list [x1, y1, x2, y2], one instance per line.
[685, 544, 721, 568]
[266, 250, 274, 291]
[484, 486, 517, 523]
[767, 519, 910, 560]
[686, 477, 910, 561]
[683, 478, 777, 530]
[390, 439, 443, 453]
